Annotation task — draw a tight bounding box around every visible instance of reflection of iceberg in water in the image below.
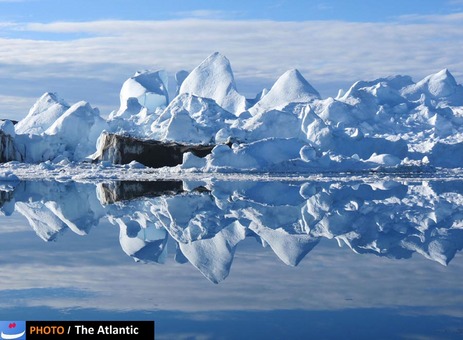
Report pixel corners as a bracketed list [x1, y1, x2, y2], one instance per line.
[2, 178, 463, 283]
[5, 181, 106, 240]
[106, 198, 170, 264]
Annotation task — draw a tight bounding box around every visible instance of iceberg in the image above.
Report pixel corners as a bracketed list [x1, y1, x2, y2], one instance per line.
[14, 101, 107, 163]
[150, 93, 236, 144]
[179, 52, 248, 116]
[117, 70, 169, 114]
[2, 52, 463, 172]
[402, 68, 463, 104]
[15, 92, 69, 135]
[248, 68, 321, 115]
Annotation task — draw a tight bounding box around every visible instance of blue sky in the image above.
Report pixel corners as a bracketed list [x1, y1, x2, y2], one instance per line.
[0, 0, 462, 119]
[0, 0, 461, 22]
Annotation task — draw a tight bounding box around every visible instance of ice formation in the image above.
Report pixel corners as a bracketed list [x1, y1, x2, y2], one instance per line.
[116, 70, 169, 115]
[178, 52, 248, 116]
[2, 52, 463, 172]
[15, 92, 69, 135]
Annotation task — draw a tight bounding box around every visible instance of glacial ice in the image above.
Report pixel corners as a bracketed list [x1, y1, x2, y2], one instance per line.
[118, 70, 169, 114]
[248, 68, 321, 115]
[15, 92, 69, 135]
[179, 52, 248, 116]
[1, 51, 463, 172]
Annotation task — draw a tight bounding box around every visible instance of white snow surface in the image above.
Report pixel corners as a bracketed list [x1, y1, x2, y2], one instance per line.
[248, 68, 321, 115]
[15, 92, 69, 135]
[179, 52, 248, 116]
[3, 52, 463, 173]
[150, 93, 236, 144]
[14, 101, 108, 162]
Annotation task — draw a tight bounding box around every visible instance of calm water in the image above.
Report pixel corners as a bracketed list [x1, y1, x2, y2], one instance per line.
[0, 179, 463, 339]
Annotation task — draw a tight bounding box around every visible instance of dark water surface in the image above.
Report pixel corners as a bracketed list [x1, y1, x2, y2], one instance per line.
[0, 179, 462, 339]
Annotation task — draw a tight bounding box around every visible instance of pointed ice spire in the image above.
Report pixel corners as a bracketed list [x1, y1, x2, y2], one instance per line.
[179, 52, 247, 116]
[402, 68, 462, 103]
[249, 69, 321, 114]
[425, 68, 458, 97]
[15, 92, 69, 135]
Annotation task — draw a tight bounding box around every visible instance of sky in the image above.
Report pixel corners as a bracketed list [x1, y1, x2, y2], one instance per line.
[0, 0, 462, 120]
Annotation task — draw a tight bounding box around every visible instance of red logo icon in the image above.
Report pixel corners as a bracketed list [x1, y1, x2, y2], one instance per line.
[8, 323, 16, 329]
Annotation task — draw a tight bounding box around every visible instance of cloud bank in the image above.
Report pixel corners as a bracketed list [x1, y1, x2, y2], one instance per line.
[0, 16, 461, 119]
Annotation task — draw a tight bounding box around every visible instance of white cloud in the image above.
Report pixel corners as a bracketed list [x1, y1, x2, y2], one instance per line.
[0, 95, 37, 120]
[0, 17, 462, 119]
[397, 12, 463, 23]
[12, 19, 463, 78]
[173, 9, 244, 20]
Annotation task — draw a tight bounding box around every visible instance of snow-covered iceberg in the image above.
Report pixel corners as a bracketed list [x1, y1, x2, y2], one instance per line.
[15, 92, 70, 135]
[178, 52, 248, 116]
[2, 52, 463, 172]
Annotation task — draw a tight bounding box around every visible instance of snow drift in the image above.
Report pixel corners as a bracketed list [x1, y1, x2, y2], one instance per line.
[2, 52, 463, 172]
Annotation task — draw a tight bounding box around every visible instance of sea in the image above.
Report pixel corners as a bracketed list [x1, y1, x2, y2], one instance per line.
[0, 177, 462, 339]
